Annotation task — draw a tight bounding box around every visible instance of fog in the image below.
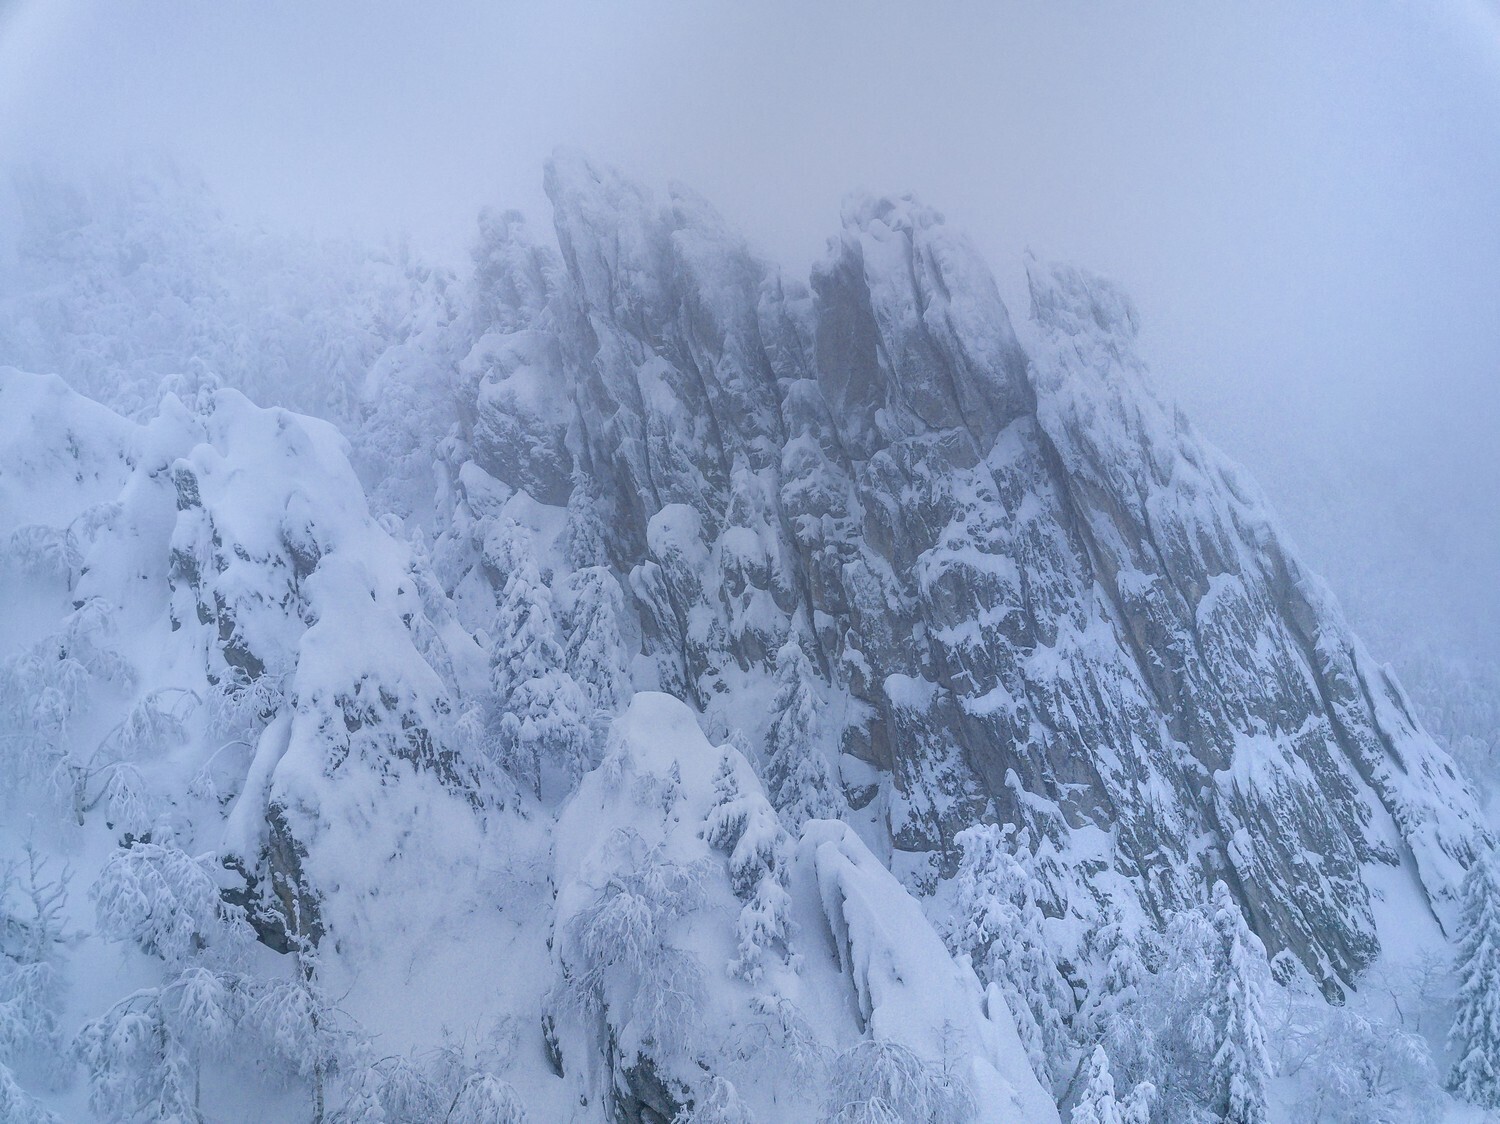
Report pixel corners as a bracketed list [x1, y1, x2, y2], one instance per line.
[2, 0, 1498, 667]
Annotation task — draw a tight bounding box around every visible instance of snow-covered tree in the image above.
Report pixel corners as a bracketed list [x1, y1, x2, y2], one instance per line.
[488, 524, 563, 697]
[4, 523, 82, 586]
[560, 565, 633, 717]
[1074, 1045, 1154, 1124]
[763, 636, 841, 830]
[725, 994, 829, 1098]
[446, 1072, 528, 1123]
[946, 823, 1072, 1089]
[1284, 1001, 1439, 1124]
[90, 842, 252, 967]
[714, 456, 788, 666]
[566, 471, 611, 570]
[704, 751, 793, 981]
[488, 524, 591, 799]
[81, 837, 365, 1123]
[1081, 907, 1150, 1081]
[75, 964, 251, 1124]
[822, 1039, 974, 1124]
[677, 1074, 754, 1124]
[0, 1063, 58, 1124]
[329, 1063, 388, 1124]
[1113, 884, 1270, 1124]
[80, 841, 258, 1122]
[1205, 881, 1270, 1124]
[243, 952, 364, 1124]
[0, 598, 134, 790]
[356, 1055, 442, 1121]
[1074, 1046, 1124, 1124]
[1449, 851, 1500, 1108]
[0, 841, 72, 1091]
[558, 830, 709, 1068]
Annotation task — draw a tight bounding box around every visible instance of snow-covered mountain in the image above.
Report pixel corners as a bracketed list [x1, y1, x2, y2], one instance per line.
[0, 156, 1491, 1122]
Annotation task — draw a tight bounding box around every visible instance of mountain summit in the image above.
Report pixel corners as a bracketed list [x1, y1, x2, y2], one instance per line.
[0, 155, 1485, 1122]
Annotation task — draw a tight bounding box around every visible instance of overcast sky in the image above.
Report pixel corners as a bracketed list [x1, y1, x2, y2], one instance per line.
[2, 0, 1498, 663]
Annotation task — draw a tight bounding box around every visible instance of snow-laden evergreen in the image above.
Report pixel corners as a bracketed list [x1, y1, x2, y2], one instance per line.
[1448, 850, 1500, 1109]
[945, 823, 1073, 1090]
[487, 521, 592, 799]
[762, 637, 843, 830]
[1073, 1046, 1151, 1124]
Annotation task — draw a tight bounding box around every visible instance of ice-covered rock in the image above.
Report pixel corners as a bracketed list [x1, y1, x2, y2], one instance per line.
[456, 155, 1487, 996]
[549, 692, 1057, 1122]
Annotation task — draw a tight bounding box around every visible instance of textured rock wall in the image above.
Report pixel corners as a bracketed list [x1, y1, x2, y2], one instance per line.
[451, 153, 1485, 991]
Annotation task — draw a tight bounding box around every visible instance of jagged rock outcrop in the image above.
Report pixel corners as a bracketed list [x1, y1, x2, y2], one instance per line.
[448, 152, 1486, 992]
[1, 158, 1488, 1119]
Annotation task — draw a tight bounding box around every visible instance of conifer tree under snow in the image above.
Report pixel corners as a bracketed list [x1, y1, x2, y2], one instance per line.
[1449, 850, 1500, 1108]
[488, 522, 592, 799]
[1073, 1046, 1124, 1124]
[560, 565, 633, 718]
[762, 636, 841, 830]
[1206, 880, 1270, 1124]
[946, 823, 1072, 1089]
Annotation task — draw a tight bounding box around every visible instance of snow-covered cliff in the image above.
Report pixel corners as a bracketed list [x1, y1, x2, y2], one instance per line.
[0, 156, 1487, 1122]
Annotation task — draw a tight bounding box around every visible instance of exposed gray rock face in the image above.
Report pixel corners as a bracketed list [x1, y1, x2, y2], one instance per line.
[451, 152, 1484, 992]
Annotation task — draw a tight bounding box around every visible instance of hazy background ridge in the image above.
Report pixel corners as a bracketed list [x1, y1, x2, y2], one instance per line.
[2, 0, 1497, 671]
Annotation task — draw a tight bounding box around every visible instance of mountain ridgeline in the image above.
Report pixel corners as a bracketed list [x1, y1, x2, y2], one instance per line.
[461, 153, 1481, 991]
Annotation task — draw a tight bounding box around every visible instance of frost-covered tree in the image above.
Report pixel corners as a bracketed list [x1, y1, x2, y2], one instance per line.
[1074, 1046, 1124, 1124]
[1449, 851, 1500, 1108]
[946, 823, 1072, 1089]
[76, 968, 245, 1123]
[0, 598, 134, 792]
[0, 1063, 58, 1124]
[82, 838, 364, 1123]
[560, 565, 633, 717]
[1081, 908, 1150, 1081]
[328, 1063, 388, 1124]
[676, 1074, 754, 1124]
[400, 530, 463, 699]
[714, 456, 788, 665]
[351, 1054, 441, 1122]
[80, 842, 257, 1122]
[4, 523, 83, 586]
[243, 947, 366, 1124]
[1206, 881, 1270, 1124]
[0, 842, 72, 1092]
[763, 636, 841, 830]
[488, 523, 563, 697]
[723, 994, 829, 1099]
[1114, 884, 1270, 1124]
[704, 752, 793, 981]
[90, 842, 252, 967]
[566, 471, 611, 570]
[1074, 1045, 1154, 1124]
[557, 830, 708, 1069]
[446, 1072, 528, 1123]
[1284, 1001, 1439, 1124]
[821, 1039, 974, 1124]
[488, 523, 591, 799]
